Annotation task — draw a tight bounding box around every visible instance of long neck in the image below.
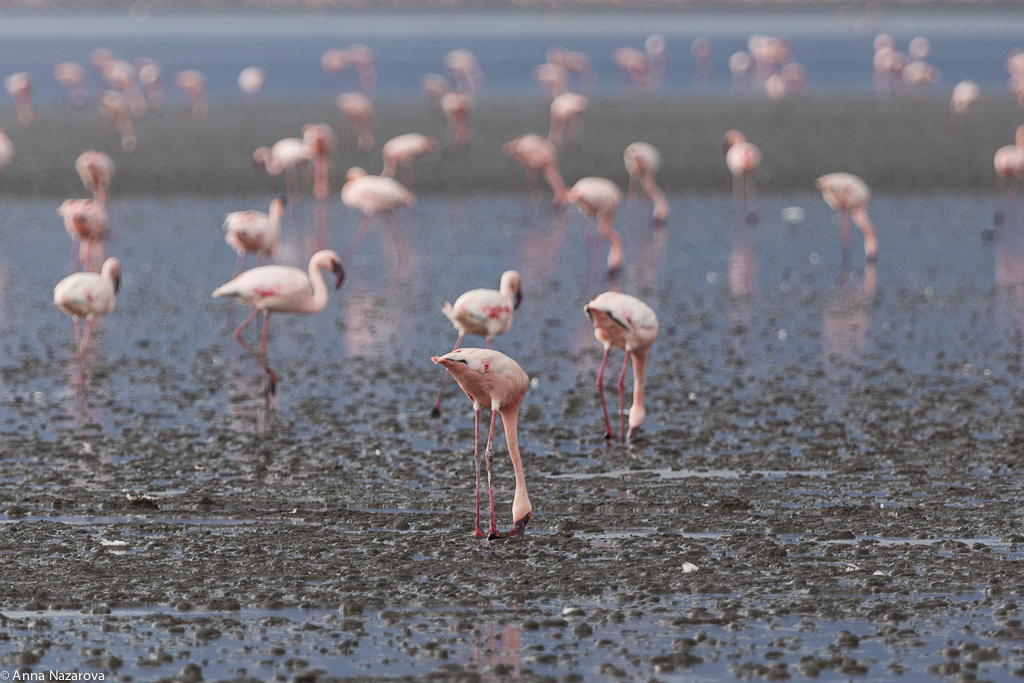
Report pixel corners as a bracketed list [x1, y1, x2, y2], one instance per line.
[543, 162, 567, 199]
[499, 399, 531, 518]
[852, 206, 878, 261]
[306, 261, 330, 313]
[629, 348, 649, 429]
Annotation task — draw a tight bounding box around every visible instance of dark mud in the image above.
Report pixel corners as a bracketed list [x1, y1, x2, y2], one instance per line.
[2, 188, 1024, 678]
[1, 93, 1021, 200]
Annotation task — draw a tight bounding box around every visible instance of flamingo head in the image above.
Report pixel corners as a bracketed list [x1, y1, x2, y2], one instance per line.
[507, 511, 531, 537]
[331, 258, 345, 289]
[101, 257, 121, 294]
[722, 129, 745, 155]
[345, 166, 368, 182]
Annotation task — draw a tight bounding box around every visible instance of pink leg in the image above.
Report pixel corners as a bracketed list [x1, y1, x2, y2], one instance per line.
[596, 346, 615, 439]
[385, 211, 409, 271]
[342, 215, 373, 262]
[617, 350, 631, 442]
[73, 317, 83, 360]
[226, 252, 245, 326]
[484, 409, 500, 540]
[232, 308, 275, 396]
[473, 406, 483, 537]
[260, 311, 277, 397]
[431, 334, 464, 416]
[841, 212, 852, 267]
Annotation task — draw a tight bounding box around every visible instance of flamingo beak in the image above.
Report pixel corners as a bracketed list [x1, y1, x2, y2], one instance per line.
[628, 425, 640, 440]
[513, 290, 523, 309]
[332, 261, 345, 289]
[112, 273, 121, 294]
[507, 512, 531, 537]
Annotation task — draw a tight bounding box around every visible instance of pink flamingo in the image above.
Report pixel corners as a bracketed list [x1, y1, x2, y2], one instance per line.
[253, 137, 312, 197]
[613, 47, 650, 92]
[53, 257, 121, 362]
[444, 49, 485, 93]
[432, 270, 523, 417]
[0, 129, 15, 184]
[644, 34, 666, 88]
[302, 123, 336, 200]
[58, 199, 108, 272]
[97, 91, 137, 152]
[75, 151, 115, 208]
[624, 142, 669, 224]
[53, 61, 88, 107]
[441, 92, 473, 150]
[174, 69, 208, 120]
[951, 80, 980, 115]
[535, 62, 568, 98]
[567, 177, 625, 274]
[502, 134, 568, 206]
[340, 167, 415, 265]
[335, 92, 375, 152]
[381, 133, 438, 188]
[816, 172, 879, 263]
[238, 66, 266, 100]
[548, 92, 587, 149]
[212, 250, 344, 398]
[431, 348, 531, 539]
[584, 291, 658, 440]
[723, 129, 761, 222]
[5, 72, 33, 128]
[137, 59, 164, 108]
[422, 73, 450, 119]
[729, 51, 752, 91]
[994, 125, 1024, 221]
[223, 196, 284, 277]
[101, 59, 146, 116]
[348, 44, 377, 93]
[321, 49, 349, 77]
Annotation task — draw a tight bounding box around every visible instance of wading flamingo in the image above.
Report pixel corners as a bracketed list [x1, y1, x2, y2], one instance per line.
[97, 91, 137, 152]
[137, 59, 164, 108]
[584, 291, 658, 440]
[5, 72, 33, 127]
[336, 93, 375, 152]
[432, 270, 523, 416]
[238, 66, 265, 98]
[548, 92, 587, 149]
[624, 142, 669, 224]
[381, 133, 438, 188]
[567, 177, 625, 274]
[223, 196, 285, 277]
[0, 129, 14, 183]
[340, 167, 415, 265]
[253, 137, 312, 197]
[58, 199, 108, 272]
[302, 123, 336, 200]
[212, 250, 344, 398]
[444, 49, 485, 93]
[441, 92, 473, 149]
[723, 129, 761, 222]
[53, 61, 88, 107]
[75, 151, 115, 208]
[431, 348, 531, 539]
[53, 257, 120, 361]
[994, 126, 1024, 222]
[174, 69, 208, 120]
[502, 134, 568, 206]
[816, 172, 879, 263]
[951, 80, 980, 115]
[422, 73, 449, 118]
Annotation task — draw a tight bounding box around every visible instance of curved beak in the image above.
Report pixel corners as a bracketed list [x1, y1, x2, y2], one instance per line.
[513, 289, 523, 310]
[507, 512, 531, 537]
[332, 261, 345, 289]
[112, 273, 121, 294]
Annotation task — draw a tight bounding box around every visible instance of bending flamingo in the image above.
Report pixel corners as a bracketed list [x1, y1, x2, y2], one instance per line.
[253, 137, 312, 197]
[53, 257, 120, 361]
[381, 133, 438, 188]
[624, 142, 669, 224]
[432, 270, 523, 417]
[816, 172, 879, 263]
[336, 93, 375, 152]
[340, 167, 415, 265]
[567, 177, 625, 274]
[432, 348, 531, 539]
[75, 150, 115, 208]
[994, 125, 1024, 221]
[723, 129, 761, 222]
[58, 199, 108, 272]
[548, 92, 587, 148]
[503, 134, 568, 206]
[584, 291, 658, 440]
[302, 123, 336, 200]
[5, 72, 33, 127]
[223, 196, 285, 277]
[441, 92, 473, 149]
[212, 250, 344, 398]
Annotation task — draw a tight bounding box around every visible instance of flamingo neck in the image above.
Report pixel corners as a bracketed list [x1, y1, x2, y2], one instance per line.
[499, 401, 531, 521]
[628, 348, 650, 430]
[852, 207, 879, 261]
[306, 260, 330, 313]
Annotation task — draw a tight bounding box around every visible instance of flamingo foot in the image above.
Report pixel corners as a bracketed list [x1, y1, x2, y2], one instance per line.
[507, 513, 531, 537]
[654, 216, 668, 229]
[604, 429, 617, 440]
[431, 406, 442, 418]
[745, 210, 759, 225]
[265, 369, 278, 397]
[487, 524, 500, 540]
[473, 528, 485, 538]
[628, 426, 641, 440]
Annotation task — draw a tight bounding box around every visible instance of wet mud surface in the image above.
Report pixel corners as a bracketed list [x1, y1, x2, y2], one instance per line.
[2, 189, 1024, 679]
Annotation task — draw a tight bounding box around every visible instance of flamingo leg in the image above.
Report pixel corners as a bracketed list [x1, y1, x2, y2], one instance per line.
[431, 333, 464, 416]
[841, 211, 852, 268]
[225, 252, 246, 327]
[596, 345, 615, 439]
[232, 308, 275, 395]
[385, 211, 409, 272]
[473, 405, 484, 537]
[260, 311, 277, 398]
[73, 317, 83, 360]
[745, 173, 758, 223]
[342, 214, 374, 262]
[617, 350, 631, 442]
[484, 408, 500, 540]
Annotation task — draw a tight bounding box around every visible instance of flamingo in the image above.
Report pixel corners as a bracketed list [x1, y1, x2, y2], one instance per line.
[432, 270, 523, 416]
[816, 172, 879, 263]
[548, 92, 587, 149]
[624, 142, 669, 224]
[223, 196, 285, 277]
[58, 199, 108, 272]
[302, 123, 336, 200]
[502, 134, 568, 206]
[431, 348, 531, 539]
[729, 51, 752, 91]
[253, 137, 312, 197]
[422, 73, 450, 118]
[75, 151, 115, 208]
[238, 67, 266, 98]
[212, 250, 344, 398]
[97, 91, 137, 152]
[951, 80, 980, 115]
[644, 34, 666, 88]
[101, 59, 146, 116]
[340, 167, 415, 265]
[348, 44, 377, 93]
[53, 61, 88, 107]
[321, 48, 349, 77]
[53, 257, 121, 362]
[994, 125, 1024, 221]
[535, 62, 568, 98]
[613, 47, 650, 92]
[5, 72, 33, 128]
[335, 92, 375, 152]
[137, 59, 164, 108]
[0, 129, 15, 183]
[723, 129, 761, 222]
[584, 291, 658, 440]
[567, 177, 625, 274]
[444, 49, 484, 93]
[174, 69, 208, 120]
[441, 92, 473, 149]
[381, 133, 438, 188]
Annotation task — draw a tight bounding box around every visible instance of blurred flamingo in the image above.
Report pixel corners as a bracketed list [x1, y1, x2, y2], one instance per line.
[502, 134, 568, 207]
[5, 72, 33, 127]
[238, 66, 266, 102]
[253, 137, 311, 198]
[224, 196, 285, 278]
[53, 61, 88, 107]
[723, 129, 761, 222]
[381, 133, 438, 188]
[53, 257, 121, 362]
[816, 172, 879, 263]
[568, 177, 625, 274]
[97, 91, 137, 152]
[136, 59, 164, 108]
[994, 125, 1024, 221]
[348, 44, 377, 92]
[58, 199, 108, 272]
[445, 49, 485, 92]
[624, 142, 669, 224]
[174, 69, 208, 120]
[548, 92, 587, 149]
[441, 92, 473, 150]
[302, 123, 336, 200]
[432, 348, 532, 539]
[340, 167, 415, 266]
[951, 80, 980, 115]
[336, 92, 375, 152]
[75, 151, 115, 208]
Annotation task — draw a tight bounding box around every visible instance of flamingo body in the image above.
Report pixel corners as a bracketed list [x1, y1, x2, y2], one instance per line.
[75, 151, 115, 208]
[502, 134, 567, 205]
[224, 197, 284, 261]
[58, 199, 109, 271]
[816, 172, 879, 262]
[212, 250, 344, 315]
[54, 257, 121, 360]
[381, 133, 438, 185]
[567, 177, 625, 273]
[624, 141, 669, 222]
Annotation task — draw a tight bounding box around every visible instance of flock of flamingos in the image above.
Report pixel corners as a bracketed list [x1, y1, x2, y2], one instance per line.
[18, 33, 1024, 539]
